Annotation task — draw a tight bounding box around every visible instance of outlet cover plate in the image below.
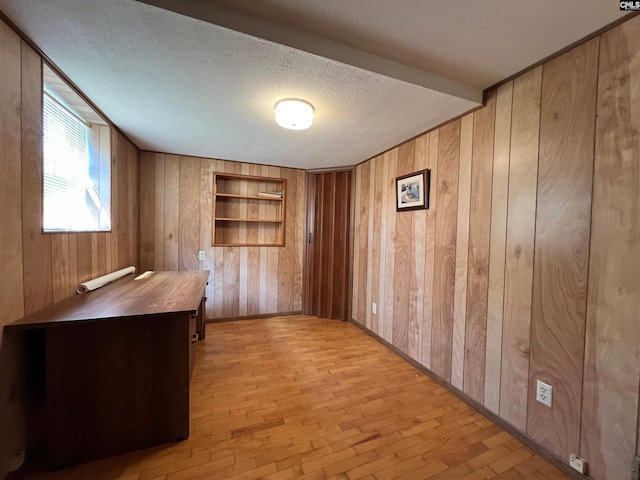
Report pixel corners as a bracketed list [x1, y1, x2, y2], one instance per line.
[569, 453, 586, 474]
[372, 303, 377, 314]
[536, 380, 553, 408]
[198, 250, 206, 261]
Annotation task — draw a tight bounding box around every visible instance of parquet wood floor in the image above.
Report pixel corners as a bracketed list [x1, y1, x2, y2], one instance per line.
[15, 316, 569, 480]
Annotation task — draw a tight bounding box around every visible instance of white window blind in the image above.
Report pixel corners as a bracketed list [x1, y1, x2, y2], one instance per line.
[43, 93, 110, 232]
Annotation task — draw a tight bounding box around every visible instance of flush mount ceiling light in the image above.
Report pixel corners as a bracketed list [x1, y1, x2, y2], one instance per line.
[275, 99, 314, 130]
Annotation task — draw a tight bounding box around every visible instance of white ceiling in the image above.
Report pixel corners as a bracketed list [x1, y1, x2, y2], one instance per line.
[0, 1, 627, 169]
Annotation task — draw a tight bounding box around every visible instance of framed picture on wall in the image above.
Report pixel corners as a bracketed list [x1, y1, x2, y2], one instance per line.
[396, 169, 430, 211]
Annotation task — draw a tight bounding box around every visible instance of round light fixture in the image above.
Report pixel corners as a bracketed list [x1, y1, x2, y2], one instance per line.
[275, 99, 314, 130]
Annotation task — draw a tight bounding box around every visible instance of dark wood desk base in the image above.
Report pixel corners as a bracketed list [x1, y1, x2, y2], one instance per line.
[46, 313, 192, 468]
[5, 270, 210, 469]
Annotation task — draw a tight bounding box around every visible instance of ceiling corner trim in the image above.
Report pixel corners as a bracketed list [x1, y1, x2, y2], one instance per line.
[135, 0, 483, 104]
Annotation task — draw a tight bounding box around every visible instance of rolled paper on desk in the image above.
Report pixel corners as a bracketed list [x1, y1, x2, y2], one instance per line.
[76, 266, 136, 294]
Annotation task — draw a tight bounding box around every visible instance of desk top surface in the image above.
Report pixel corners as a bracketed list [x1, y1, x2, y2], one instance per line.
[6, 270, 210, 330]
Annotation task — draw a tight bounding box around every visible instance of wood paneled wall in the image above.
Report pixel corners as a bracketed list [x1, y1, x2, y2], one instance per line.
[0, 18, 140, 479]
[352, 15, 640, 480]
[139, 153, 306, 320]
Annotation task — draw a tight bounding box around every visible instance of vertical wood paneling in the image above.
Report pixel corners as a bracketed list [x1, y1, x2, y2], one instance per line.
[91, 233, 98, 278]
[392, 141, 415, 353]
[116, 135, 130, 268]
[376, 153, 389, 337]
[431, 119, 460, 382]
[500, 66, 542, 431]
[0, 29, 140, 477]
[139, 152, 155, 272]
[349, 15, 640, 479]
[484, 81, 513, 413]
[464, 91, 496, 402]
[581, 17, 640, 480]
[278, 167, 297, 313]
[370, 156, 383, 335]
[163, 155, 180, 270]
[365, 164, 375, 329]
[51, 235, 69, 302]
[0, 25, 24, 478]
[127, 141, 139, 268]
[223, 162, 243, 317]
[421, 131, 439, 368]
[68, 235, 78, 296]
[383, 149, 398, 343]
[239, 164, 249, 316]
[141, 153, 305, 319]
[153, 154, 165, 271]
[96, 234, 107, 277]
[451, 113, 474, 390]
[266, 166, 280, 314]
[0, 21, 23, 325]
[21, 43, 52, 314]
[199, 159, 216, 319]
[357, 162, 370, 324]
[527, 38, 599, 458]
[409, 137, 428, 362]
[248, 164, 263, 315]
[178, 156, 201, 271]
[351, 168, 361, 321]
[77, 233, 93, 283]
[110, 131, 120, 269]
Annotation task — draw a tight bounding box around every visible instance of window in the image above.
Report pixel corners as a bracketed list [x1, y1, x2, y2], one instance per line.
[42, 64, 111, 232]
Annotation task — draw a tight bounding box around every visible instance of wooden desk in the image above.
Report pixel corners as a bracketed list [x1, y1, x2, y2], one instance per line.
[6, 270, 210, 468]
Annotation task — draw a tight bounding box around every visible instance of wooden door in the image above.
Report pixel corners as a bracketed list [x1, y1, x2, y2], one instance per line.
[304, 171, 352, 320]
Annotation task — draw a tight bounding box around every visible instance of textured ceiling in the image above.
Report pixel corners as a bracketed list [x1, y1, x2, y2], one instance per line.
[0, 1, 627, 169]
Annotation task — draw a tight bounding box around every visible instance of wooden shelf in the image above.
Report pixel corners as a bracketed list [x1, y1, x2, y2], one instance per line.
[215, 217, 283, 223]
[215, 193, 284, 201]
[212, 173, 286, 246]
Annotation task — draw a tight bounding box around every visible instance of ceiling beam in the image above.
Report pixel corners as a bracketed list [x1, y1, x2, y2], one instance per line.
[135, 0, 483, 104]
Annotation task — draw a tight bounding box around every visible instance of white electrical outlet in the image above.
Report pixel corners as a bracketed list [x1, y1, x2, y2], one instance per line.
[372, 303, 377, 314]
[536, 380, 553, 408]
[569, 453, 586, 474]
[198, 250, 206, 261]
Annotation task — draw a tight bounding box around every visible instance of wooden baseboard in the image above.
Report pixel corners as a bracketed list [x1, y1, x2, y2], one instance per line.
[349, 318, 590, 480]
[206, 311, 302, 323]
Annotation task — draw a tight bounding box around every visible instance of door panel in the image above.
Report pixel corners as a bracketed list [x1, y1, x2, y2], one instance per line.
[304, 171, 352, 320]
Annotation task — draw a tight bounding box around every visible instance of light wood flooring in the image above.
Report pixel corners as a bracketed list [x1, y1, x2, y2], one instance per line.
[16, 315, 569, 480]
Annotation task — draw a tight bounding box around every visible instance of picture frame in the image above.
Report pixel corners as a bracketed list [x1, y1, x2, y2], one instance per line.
[396, 169, 430, 211]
